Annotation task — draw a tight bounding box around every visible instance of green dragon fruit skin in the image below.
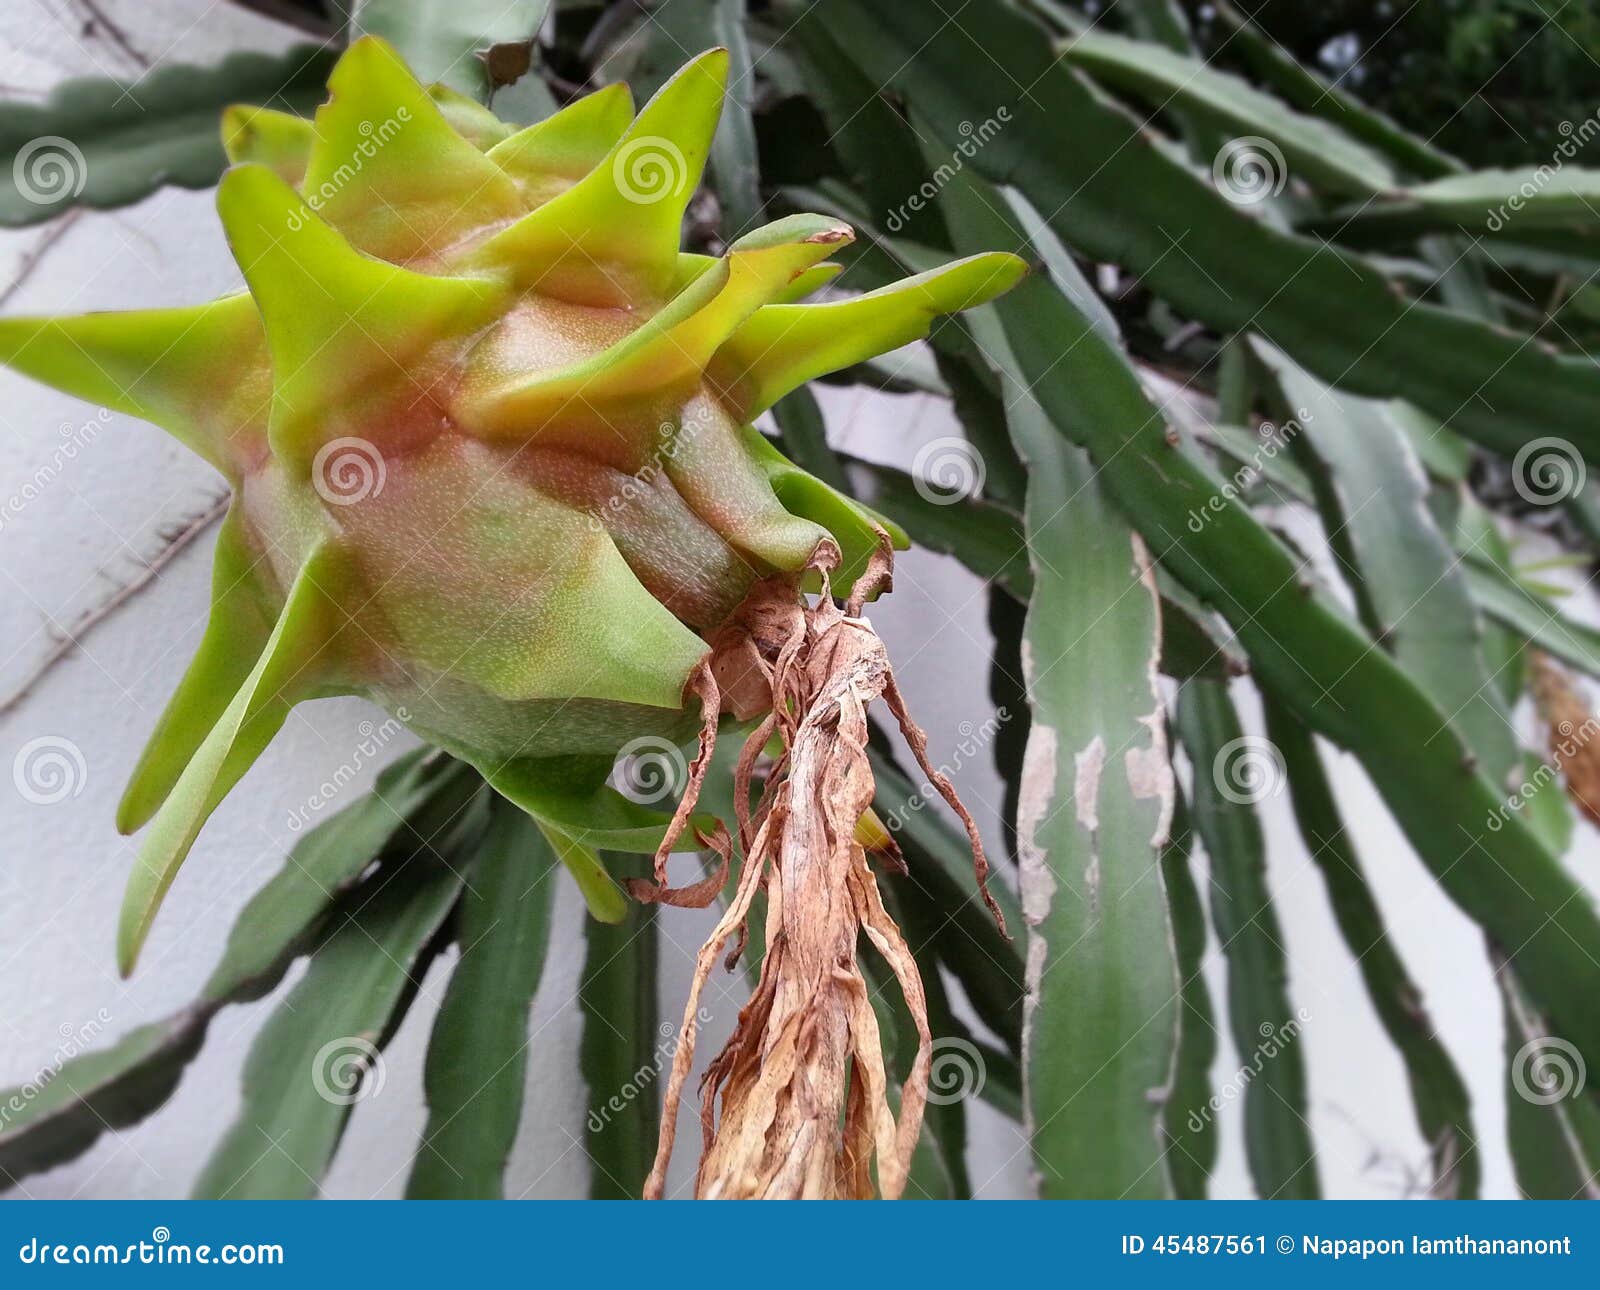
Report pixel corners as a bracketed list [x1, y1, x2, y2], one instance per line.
[0, 38, 1024, 968]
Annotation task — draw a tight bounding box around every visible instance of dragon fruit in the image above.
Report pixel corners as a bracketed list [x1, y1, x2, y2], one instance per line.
[0, 38, 1019, 1107]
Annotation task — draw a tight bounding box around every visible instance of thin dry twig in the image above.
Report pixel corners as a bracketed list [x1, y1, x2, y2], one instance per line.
[0, 492, 229, 716]
[70, 0, 151, 69]
[1, 211, 84, 309]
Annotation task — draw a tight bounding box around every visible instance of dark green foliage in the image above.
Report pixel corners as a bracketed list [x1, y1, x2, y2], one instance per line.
[1191, 0, 1600, 167]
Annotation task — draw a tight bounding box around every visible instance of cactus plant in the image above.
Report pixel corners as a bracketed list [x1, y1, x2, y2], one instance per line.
[6, 0, 1600, 1203]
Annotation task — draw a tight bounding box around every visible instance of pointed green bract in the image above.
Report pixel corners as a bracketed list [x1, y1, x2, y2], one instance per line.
[468, 49, 728, 305]
[117, 508, 281, 835]
[471, 752, 715, 858]
[117, 545, 345, 975]
[487, 82, 634, 204]
[217, 164, 504, 469]
[712, 253, 1028, 417]
[748, 428, 907, 585]
[426, 83, 516, 151]
[665, 393, 832, 571]
[471, 752, 711, 924]
[463, 214, 850, 433]
[0, 295, 267, 476]
[675, 252, 845, 304]
[221, 105, 316, 188]
[300, 36, 520, 263]
[539, 827, 628, 924]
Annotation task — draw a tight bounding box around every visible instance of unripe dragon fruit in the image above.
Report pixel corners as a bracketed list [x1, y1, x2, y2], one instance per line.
[0, 39, 1019, 1196]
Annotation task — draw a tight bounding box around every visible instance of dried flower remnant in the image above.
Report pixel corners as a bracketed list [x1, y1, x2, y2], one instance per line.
[1530, 649, 1600, 826]
[629, 537, 1004, 1198]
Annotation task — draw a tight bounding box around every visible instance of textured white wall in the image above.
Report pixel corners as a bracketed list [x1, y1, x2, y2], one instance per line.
[2, 0, 1595, 1203]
